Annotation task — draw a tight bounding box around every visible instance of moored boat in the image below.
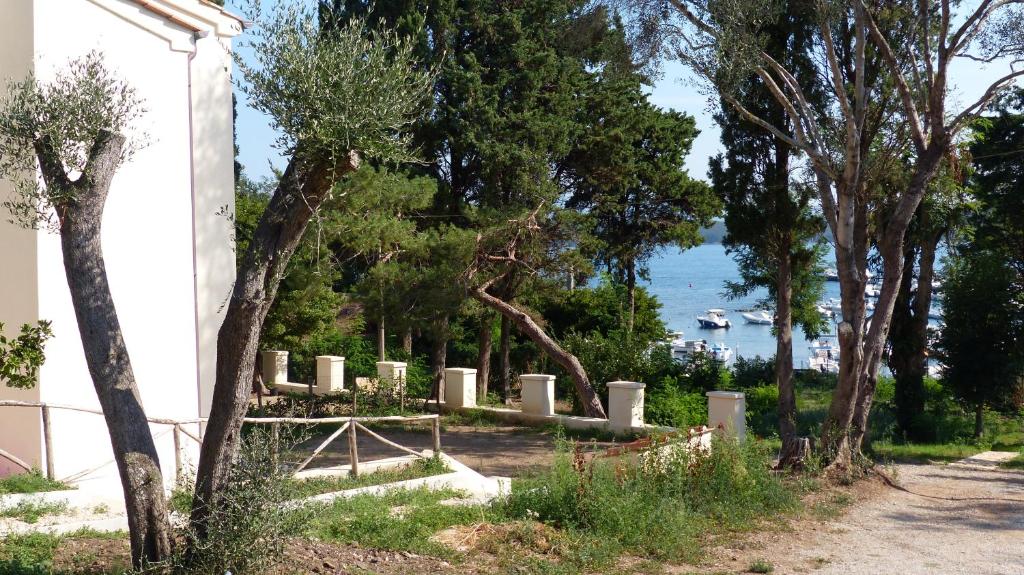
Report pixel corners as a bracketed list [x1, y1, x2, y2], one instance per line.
[741, 310, 774, 325]
[697, 308, 732, 329]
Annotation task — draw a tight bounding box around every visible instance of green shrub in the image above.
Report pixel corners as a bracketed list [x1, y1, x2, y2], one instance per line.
[501, 435, 798, 562]
[745, 385, 780, 436]
[731, 356, 775, 390]
[645, 381, 707, 428]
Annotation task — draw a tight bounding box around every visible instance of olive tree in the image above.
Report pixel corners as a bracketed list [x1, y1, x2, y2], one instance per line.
[0, 53, 173, 564]
[191, 0, 432, 536]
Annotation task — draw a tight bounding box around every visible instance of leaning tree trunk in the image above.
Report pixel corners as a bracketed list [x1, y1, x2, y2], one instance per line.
[191, 151, 359, 537]
[472, 288, 607, 418]
[774, 250, 807, 468]
[476, 314, 492, 399]
[499, 314, 512, 405]
[41, 132, 172, 566]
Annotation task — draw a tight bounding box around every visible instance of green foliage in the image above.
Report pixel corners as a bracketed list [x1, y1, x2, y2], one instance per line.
[174, 426, 316, 574]
[645, 383, 708, 428]
[0, 322, 52, 390]
[0, 529, 125, 575]
[501, 436, 798, 562]
[236, 1, 433, 165]
[543, 280, 665, 343]
[0, 51, 143, 230]
[731, 356, 775, 390]
[936, 252, 1024, 420]
[749, 559, 774, 573]
[0, 470, 69, 495]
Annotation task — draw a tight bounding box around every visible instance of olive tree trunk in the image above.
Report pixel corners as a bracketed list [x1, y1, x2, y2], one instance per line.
[38, 133, 172, 566]
[191, 151, 359, 535]
[476, 314, 492, 398]
[472, 287, 606, 418]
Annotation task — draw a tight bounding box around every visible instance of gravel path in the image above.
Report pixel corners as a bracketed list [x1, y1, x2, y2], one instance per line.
[746, 460, 1024, 575]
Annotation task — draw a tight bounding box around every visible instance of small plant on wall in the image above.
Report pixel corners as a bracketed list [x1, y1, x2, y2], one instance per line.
[0, 320, 52, 389]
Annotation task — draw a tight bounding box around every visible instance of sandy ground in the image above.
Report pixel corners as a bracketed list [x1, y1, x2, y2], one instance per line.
[704, 460, 1024, 575]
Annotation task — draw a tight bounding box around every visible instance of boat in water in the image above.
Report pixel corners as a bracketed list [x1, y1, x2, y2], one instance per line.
[697, 308, 732, 329]
[668, 332, 709, 361]
[741, 310, 774, 325]
[709, 342, 733, 362]
[806, 340, 840, 373]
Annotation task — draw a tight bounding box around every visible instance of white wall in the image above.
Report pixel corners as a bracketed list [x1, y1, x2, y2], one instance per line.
[0, 0, 42, 477]
[0, 0, 237, 491]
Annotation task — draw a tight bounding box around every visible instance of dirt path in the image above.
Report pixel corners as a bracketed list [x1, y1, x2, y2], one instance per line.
[716, 461, 1024, 575]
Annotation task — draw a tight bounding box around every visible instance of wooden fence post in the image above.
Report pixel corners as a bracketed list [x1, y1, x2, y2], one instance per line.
[432, 416, 441, 455]
[348, 418, 359, 477]
[41, 406, 54, 480]
[173, 424, 182, 484]
[271, 422, 281, 469]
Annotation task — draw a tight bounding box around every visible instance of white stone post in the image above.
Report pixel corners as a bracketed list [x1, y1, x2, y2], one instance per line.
[444, 368, 477, 408]
[520, 374, 556, 416]
[706, 391, 746, 441]
[262, 350, 289, 385]
[376, 361, 407, 388]
[607, 381, 645, 431]
[315, 356, 345, 394]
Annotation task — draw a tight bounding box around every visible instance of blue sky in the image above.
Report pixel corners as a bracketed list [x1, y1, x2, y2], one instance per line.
[226, 1, 1014, 184]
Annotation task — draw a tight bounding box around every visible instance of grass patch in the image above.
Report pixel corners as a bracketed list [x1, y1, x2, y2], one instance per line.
[500, 435, 800, 566]
[810, 492, 854, 520]
[868, 441, 985, 463]
[286, 456, 450, 499]
[0, 471, 70, 495]
[0, 498, 68, 524]
[308, 486, 489, 559]
[442, 408, 506, 428]
[0, 528, 123, 575]
[748, 559, 774, 573]
[1000, 450, 1024, 470]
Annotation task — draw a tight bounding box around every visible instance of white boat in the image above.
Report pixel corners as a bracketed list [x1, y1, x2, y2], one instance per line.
[865, 283, 881, 298]
[709, 342, 733, 362]
[669, 334, 708, 361]
[825, 268, 840, 281]
[807, 340, 839, 373]
[741, 310, 774, 325]
[697, 308, 732, 329]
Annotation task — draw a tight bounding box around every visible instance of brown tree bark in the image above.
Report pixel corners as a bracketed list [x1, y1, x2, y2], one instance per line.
[476, 314, 492, 399]
[38, 133, 172, 566]
[402, 327, 413, 355]
[429, 317, 448, 408]
[191, 151, 360, 536]
[974, 403, 985, 439]
[472, 287, 607, 418]
[499, 314, 512, 405]
[377, 319, 386, 362]
[774, 250, 802, 467]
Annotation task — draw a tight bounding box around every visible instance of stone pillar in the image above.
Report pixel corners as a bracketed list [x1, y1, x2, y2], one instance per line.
[706, 391, 746, 441]
[376, 361, 407, 388]
[262, 350, 289, 385]
[315, 356, 345, 394]
[607, 381, 645, 431]
[444, 368, 477, 408]
[520, 374, 556, 416]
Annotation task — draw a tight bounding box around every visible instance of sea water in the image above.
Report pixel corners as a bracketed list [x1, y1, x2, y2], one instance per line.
[643, 243, 843, 367]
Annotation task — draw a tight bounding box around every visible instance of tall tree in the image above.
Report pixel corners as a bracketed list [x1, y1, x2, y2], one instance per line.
[0, 53, 172, 565]
[192, 2, 432, 538]
[707, 0, 826, 466]
[564, 70, 718, 333]
[627, 0, 1024, 470]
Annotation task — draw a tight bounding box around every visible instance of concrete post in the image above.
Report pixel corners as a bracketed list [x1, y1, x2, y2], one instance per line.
[315, 356, 345, 394]
[376, 361, 407, 388]
[607, 381, 645, 431]
[706, 391, 746, 441]
[262, 350, 289, 385]
[444, 368, 477, 408]
[520, 374, 556, 416]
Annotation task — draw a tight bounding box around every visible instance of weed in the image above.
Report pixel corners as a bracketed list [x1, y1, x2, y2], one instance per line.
[0, 498, 67, 524]
[285, 456, 450, 498]
[748, 559, 774, 573]
[0, 470, 70, 495]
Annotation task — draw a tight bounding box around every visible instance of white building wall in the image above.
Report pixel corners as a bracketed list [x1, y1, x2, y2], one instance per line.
[0, 0, 42, 477]
[0, 0, 239, 491]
